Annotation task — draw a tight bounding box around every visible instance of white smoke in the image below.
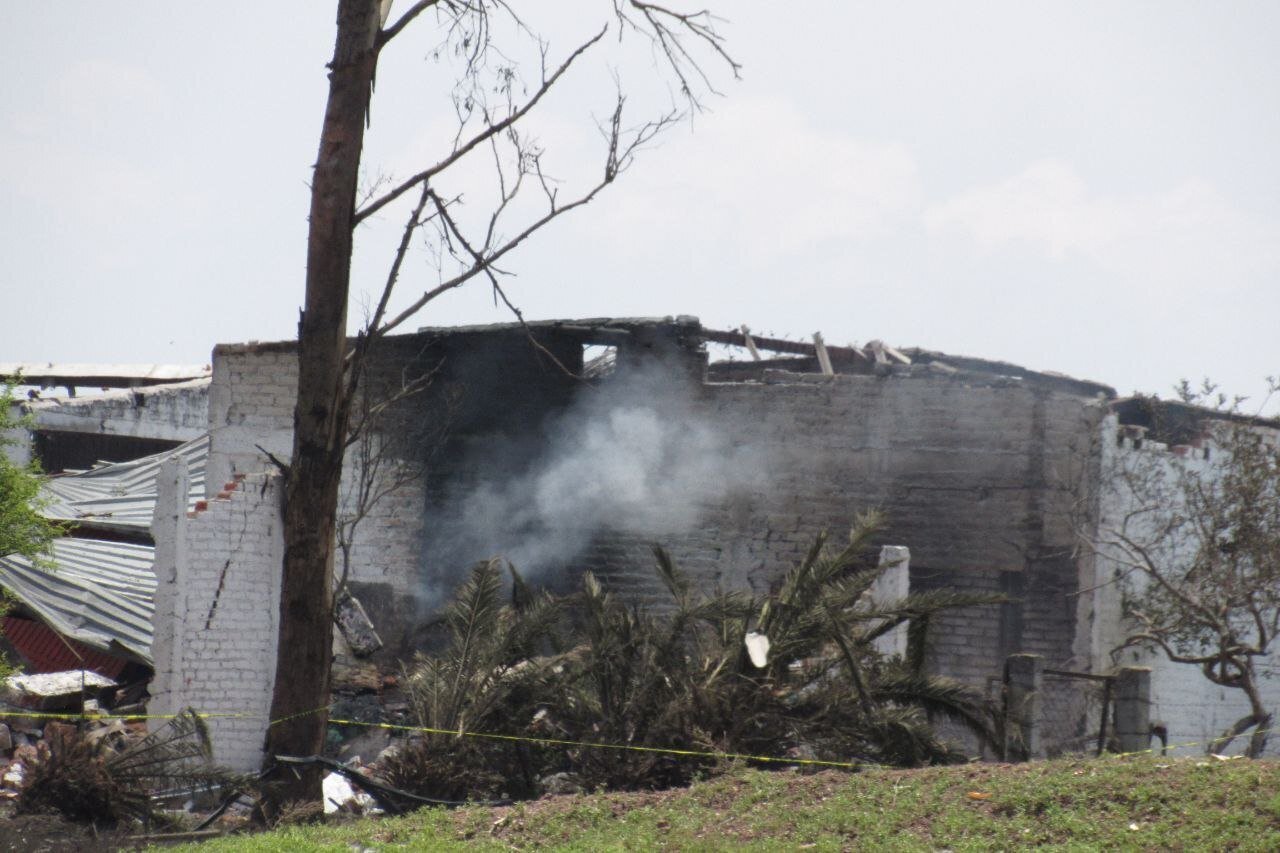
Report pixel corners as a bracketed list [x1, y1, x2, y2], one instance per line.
[427, 362, 766, 584]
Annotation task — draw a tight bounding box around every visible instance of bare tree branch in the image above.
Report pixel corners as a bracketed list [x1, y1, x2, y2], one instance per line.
[354, 28, 607, 226]
[375, 105, 678, 337]
[613, 1, 741, 103]
[377, 0, 446, 48]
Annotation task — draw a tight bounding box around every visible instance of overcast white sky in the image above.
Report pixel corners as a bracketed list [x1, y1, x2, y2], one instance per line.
[3, 2, 1278, 409]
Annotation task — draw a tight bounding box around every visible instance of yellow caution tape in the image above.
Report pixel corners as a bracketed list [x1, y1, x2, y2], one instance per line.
[326, 717, 865, 770]
[1, 704, 1270, 769]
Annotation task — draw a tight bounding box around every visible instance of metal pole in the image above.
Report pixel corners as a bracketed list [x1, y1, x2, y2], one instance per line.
[1097, 677, 1112, 756]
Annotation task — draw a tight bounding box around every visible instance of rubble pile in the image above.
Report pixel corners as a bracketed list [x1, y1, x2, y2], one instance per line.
[1, 669, 147, 801]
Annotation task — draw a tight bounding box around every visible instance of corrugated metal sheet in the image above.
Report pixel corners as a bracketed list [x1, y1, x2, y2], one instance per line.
[0, 431, 214, 670]
[1, 616, 128, 678]
[42, 434, 208, 531]
[0, 538, 155, 663]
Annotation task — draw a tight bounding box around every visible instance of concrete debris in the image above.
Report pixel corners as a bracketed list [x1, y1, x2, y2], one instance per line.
[0, 713, 153, 801]
[335, 589, 384, 657]
[540, 771, 586, 796]
[322, 771, 357, 814]
[331, 659, 382, 693]
[4, 670, 118, 710]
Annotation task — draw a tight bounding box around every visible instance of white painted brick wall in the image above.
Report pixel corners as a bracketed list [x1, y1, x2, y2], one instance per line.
[150, 456, 283, 771]
[1092, 413, 1280, 756]
[208, 345, 423, 593]
[23, 379, 209, 442]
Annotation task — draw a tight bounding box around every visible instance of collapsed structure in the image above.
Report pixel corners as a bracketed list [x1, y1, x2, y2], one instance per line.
[0, 366, 209, 695]
[3, 322, 1277, 769]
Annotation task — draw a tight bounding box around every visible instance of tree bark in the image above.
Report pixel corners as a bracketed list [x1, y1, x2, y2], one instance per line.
[1208, 675, 1272, 758]
[263, 0, 380, 803]
[1246, 712, 1272, 759]
[1243, 679, 1272, 758]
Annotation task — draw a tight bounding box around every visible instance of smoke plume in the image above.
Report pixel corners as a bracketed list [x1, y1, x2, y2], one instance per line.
[425, 361, 766, 589]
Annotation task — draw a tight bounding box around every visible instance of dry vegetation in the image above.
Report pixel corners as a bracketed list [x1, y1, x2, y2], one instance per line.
[384, 517, 1003, 801]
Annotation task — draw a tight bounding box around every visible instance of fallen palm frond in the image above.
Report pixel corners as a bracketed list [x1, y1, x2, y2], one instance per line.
[398, 559, 569, 799]
[396, 516, 1004, 796]
[17, 709, 247, 826]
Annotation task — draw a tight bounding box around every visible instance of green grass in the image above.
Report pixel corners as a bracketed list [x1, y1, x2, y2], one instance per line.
[161, 756, 1280, 851]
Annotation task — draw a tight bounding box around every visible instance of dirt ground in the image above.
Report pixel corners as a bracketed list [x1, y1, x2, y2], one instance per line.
[0, 805, 137, 853]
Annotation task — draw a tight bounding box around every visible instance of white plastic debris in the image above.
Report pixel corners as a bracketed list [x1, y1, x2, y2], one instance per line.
[321, 770, 378, 814]
[322, 771, 358, 814]
[745, 631, 771, 668]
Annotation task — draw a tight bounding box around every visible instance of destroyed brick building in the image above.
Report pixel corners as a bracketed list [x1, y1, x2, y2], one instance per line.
[3, 321, 1277, 769]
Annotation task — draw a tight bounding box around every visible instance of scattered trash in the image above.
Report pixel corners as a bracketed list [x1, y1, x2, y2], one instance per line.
[318, 764, 381, 815]
[744, 631, 770, 668]
[322, 771, 359, 814]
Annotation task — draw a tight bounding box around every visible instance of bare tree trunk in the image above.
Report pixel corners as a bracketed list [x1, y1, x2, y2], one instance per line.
[1209, 677, 1272, 758]
[1243, 680, 1272, 759]
[263, 0, 380, 803]
[1246, 712, 1272, 758]
[1210, 713, 1263, 756]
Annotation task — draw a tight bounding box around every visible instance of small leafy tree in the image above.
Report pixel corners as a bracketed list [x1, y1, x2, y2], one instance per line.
[0, 377, 64, 677]
[0, 378, 61, 562]
[1100, 380, 1280, 757]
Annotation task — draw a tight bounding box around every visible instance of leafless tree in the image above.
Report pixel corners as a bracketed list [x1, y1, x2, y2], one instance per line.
[266, 0, 737, 802]
[1095, 380, 1280, 758]
[335, 353, 446, 600]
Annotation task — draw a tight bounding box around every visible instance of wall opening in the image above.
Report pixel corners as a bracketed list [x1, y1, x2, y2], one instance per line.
[582, 344, 617, 379]
[33, 430, 183, 474]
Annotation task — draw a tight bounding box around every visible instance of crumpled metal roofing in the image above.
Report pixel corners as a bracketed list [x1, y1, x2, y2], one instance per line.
[2, 616, 129, 678]
[0, 538, 155, 663]
[0, 435, 212, 665]
[41, 435, 208, 532]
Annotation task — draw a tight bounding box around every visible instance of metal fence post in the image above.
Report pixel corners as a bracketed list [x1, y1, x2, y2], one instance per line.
[1004, 653, 1043, 761]
[1114, 666, 1152, 754]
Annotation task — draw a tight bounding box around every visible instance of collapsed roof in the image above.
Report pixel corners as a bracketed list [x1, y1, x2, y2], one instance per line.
[0, 434, 208, 666]
[41, 435, 207, 534]
[0, 362, 211, 395]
